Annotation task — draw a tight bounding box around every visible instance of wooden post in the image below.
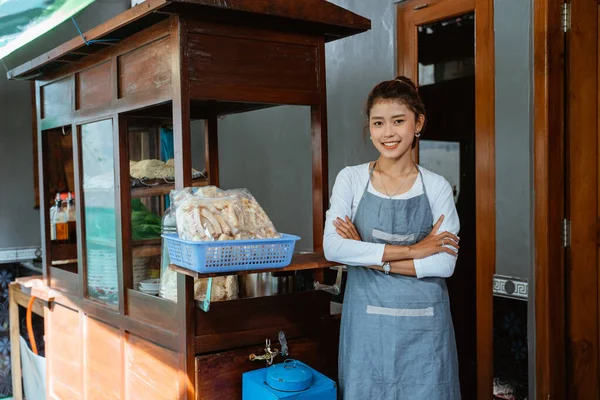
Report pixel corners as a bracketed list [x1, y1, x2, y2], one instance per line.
[171, 15, 196, 400]
[9, 284, 23, 400]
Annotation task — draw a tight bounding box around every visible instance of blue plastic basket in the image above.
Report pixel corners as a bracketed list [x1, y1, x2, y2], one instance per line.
[162, 233, 301, 274]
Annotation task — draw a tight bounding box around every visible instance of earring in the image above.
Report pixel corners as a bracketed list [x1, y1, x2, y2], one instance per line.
[415, 131, 421, 138]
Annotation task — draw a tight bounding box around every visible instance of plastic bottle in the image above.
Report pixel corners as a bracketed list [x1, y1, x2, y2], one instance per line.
[53, 194, 68, 243]
[50, 193, 60, 241]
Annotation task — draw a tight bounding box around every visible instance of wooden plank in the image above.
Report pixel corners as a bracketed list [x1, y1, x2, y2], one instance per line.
[567, 0, 599, 398]
[533, 0, 566, 398]
[170, 15, 196, 400]
[50, 243, 78, 262]
[124, 100, 277, 120]
[116, 114, 130, 315]
[188, 82, 319, 105]
[74, 87, 174, 128]
[396, 2, 418, 82]
[195, 335, 338, 400]
[118, 36, 173, 99]
[188, 33, 317, 92]
[47, 304, 83, 400]
[473, 0, 495, 398]
[37, 81, 52, 285]
[84, 317, 123, 399]
[72, 122, 87, 300]
[205, 115, 219, 186]
[125, 332, 180, 400]
[173, 0, 371, 34]
[169, 252, 338, 279]
[41, 77, 73, 119]
[32, 82, 40, 208]
[185, 18, 320, 46]
[9, 284, 23, 400]
[76, 61, 112, 110]
[410, 0, 474, 25]
[194, 291, 330, 354]
[10, 285, 45, 317]
[41, 19, 172, 84]
[132, 244, 161, 258]
[50, 266, 79, 294]
[311, 38, 328, 260]
[128, 289, 178, 333]
[6, 0, 170, 80]
[51, 290, 179, 351]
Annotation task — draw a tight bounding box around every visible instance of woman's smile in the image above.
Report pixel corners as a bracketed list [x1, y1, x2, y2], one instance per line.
[382, 141, 400, 149]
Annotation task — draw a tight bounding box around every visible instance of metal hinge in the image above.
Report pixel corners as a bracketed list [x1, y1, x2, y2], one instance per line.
[562, 219, 571, 248]
[562, 3, 571, 33]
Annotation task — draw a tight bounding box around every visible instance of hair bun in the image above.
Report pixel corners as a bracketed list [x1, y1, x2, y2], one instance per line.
[394, 76, 417, 91]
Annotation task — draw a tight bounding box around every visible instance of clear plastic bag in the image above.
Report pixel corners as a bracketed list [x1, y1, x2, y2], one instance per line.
[170, 186, 280, 241]
[224, 188, 279, 239]
[175, 195, 245, 241]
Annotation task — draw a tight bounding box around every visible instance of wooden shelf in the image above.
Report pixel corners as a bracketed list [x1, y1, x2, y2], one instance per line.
[169, 252, 339, 279]
[133, 239, 161, 247]
[132, 239, 161, 257]
[131, 178, 208, 198]
[132, 243, 162, 258]
[51, 242, 78, 261]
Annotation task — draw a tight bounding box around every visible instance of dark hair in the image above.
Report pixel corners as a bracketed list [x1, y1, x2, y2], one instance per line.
[365, 76, 426, 148]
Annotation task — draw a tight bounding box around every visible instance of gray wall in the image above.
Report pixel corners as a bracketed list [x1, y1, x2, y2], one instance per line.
[0, 0, 129, 249]
[494, 0, 533, 279]
[214, 0, 396, 251]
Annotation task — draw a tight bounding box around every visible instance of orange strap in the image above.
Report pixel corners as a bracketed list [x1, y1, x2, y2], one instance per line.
[26, 296, 38, 355]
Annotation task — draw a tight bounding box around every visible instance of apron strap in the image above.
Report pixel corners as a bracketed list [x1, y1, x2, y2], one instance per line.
[352, 162, 377, 222]
[416, 165, 435, 227]
[416, 165, 429, 200]
[366, 161, 376, 192]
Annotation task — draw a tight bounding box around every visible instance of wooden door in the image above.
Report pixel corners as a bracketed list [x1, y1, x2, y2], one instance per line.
[397, 0, 495, 399]
[564, 1, 600, 398]
[532, 0, 567, 398]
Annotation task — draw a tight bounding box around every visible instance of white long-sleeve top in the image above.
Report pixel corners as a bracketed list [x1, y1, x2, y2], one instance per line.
[323, 163, 460, 278]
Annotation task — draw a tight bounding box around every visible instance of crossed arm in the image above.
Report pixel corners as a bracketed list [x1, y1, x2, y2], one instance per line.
[332, 215, 459, 276]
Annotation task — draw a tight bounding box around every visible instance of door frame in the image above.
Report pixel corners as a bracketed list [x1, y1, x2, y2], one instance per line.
[396, 0, 494, 398]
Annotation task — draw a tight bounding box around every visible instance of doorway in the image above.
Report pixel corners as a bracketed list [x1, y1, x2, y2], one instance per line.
[397, 0, 495, 398]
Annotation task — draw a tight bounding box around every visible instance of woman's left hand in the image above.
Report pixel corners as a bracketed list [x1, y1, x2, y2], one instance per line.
[333, 216, 361, 241]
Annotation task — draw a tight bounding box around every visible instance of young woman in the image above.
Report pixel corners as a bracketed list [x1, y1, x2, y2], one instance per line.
[323, 76, 461, 399]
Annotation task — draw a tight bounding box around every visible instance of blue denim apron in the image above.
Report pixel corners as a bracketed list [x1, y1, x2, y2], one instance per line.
[338, 164, 460, 399]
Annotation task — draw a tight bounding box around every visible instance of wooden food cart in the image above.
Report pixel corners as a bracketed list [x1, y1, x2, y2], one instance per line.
[8, 1, 370, 398]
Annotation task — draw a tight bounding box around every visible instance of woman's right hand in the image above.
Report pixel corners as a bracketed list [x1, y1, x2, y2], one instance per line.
[407, 215, 459, 259]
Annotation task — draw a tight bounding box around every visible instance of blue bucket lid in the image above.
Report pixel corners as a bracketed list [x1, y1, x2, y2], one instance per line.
[266, 359, 313, 392]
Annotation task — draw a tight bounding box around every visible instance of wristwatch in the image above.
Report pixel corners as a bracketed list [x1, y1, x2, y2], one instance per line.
[382, 261, 391, 275]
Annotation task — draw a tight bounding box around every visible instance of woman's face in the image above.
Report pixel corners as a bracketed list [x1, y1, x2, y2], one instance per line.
[368, 100, 424, 160]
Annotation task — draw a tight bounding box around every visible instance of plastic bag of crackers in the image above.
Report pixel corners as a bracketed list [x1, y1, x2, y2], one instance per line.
[171, 186, 280, 241]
